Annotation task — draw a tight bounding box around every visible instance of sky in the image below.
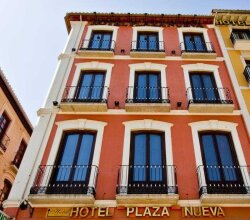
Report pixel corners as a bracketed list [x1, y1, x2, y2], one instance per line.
[0, 0, 249, 125]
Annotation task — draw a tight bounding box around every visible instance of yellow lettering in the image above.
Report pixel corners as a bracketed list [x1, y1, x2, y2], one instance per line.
[216, 20, 223, 25]
[217, 207, 225, 217]
[79, 208, 89, 217]
[143, 207, 151, 216]
[238, 20, 244, 25]
[210, 207, 217, 216]
[223, 20, 230, 25]
[161, 207, 169, 216]
[91, 207, 96, 217]
[70, 207, 79, 217]
[105, 208, 113, 217]
[202, 207, 209, 217]
[98, 208, 106, 217]
[126, 207, 134, 217]
[184, 207, 193, 217]
[135, 207, 143, 217]
[193, 207, 201, 217]
[152, 207, 160, 217]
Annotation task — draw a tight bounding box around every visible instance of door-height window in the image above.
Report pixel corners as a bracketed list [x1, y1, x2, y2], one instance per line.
[184, 33, 206, 52]
[76, 72, 106, 102]
[49, 131, 96, 194]
[128, 131, 166, 194]
[189, 73, 220, 103]
[137, 32, 158, 51]
[0, 112, 10, 141]
[134, 72, 161, 103]
[0, 179, 12, 209]
[12, 140, 27, 168]
[89, 31, 113, 50]
[199, 132, 245, 194]
[232, 29, 250, 40]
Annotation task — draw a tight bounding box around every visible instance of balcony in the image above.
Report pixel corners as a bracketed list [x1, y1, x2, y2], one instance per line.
[197, 165, 250, 204]
[125, 86, 171, 112]
[0, 134, 10, 155]
[187, 87, 234, 113]
[28, 165, 98, 205]
[180, 42, 216, 59]
[116, 165, 178, 205]
[78, 39, 115, 57]
[243, 66, 250, 84]
[130, 41, 165, 58]
[60, 86, 109, 112]
[230, 31, 250, 50]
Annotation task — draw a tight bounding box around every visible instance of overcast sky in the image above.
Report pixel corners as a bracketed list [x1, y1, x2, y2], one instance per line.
[0, 0, 249, 125]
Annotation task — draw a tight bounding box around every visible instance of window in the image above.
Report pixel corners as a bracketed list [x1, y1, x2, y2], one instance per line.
[137, 32, 158, 51]
[128, 131, 166, 194]
[76, 71, 106, 102]
[199, 132, 245, 194]
[183, 33, 206, 52]
[12, 140, 27, 169]
[0, 179, 12, 209]
[189, 72, 220, 103]
[134, 72, 161, 103]
[232, 29, 250, 41]
[88, 31, 113, 50]
[0, 112, 10, 141]
[244, 60, 250, 83]
[48, 131, 96, 194]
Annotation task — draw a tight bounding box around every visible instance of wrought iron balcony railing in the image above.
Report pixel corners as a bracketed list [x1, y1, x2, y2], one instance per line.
[30, 165, 99, 196]
[186, 87, 233, 105]
[131, 41, 165, 52]
[230, 32, 250, 44]
[116, 165, 178, 194]
[0, 134, 10, 152]
[126, 86, 170, 103]
[61, 86, 109, 103]
[243, 66, 250, 83]
[79, 39, 115, 51]
[197, 165, 250, 195]
[180, 42, 215, 53]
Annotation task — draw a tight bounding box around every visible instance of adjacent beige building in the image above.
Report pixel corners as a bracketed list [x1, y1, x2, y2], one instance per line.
[0, 68, 32, 210]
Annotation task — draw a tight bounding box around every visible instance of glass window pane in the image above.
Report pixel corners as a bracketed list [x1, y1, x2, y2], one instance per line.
[149, 74, 160, 100]
[216, 134, 237, 181]
[150, 134, 163, 181]
[78, 74, 92, 99]
[91, 74, 104, 99]
[74, 134, 94, 181]
[133, 134, 146, 181]
[184, 35, 194, 51]
[148, 35, 157, 50]
[90, 33, 101, 49]
[201, 134, 221, 181]
[194, 35, 205, 51]
[136, 74, 147, 100]
[202, 74, 217, 101]
[101, 33, 112, 49]
[57, 134, 79, 181]
[190, 74, 204, 100]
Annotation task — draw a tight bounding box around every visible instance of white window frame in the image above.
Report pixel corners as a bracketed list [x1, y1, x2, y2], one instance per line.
[188, 120, 250, 192]
[181, 63, 225, 101]
[83, 25, 119, 50]
[178, 27, 210, 51]
[132, 26, 164, 51]
[71, 62, 114, 100]
[121, 119, 174, 194]
[44, 119, 107, 191]
[128, 62, 167, 101]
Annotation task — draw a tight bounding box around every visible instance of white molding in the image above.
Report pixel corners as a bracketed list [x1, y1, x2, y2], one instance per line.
[181, 63, 225, 100]
[132, 26, 164, 50]
[178, 27, 210, 51]
[46, 119, 107, 189]
[189, 120, 250, 190]
[121, 119, 173, 193]
[128, 62, 167, 100]
[83, 25, 119, 50]
[71, 62, 114, 99]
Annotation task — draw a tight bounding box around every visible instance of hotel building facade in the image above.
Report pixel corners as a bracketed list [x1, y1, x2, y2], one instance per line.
[3, 12, 250, 220]
[0, 69, 33, 213]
